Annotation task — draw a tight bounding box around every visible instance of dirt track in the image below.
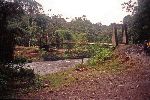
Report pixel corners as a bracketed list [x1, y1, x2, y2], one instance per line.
[23, 45, 150, 100]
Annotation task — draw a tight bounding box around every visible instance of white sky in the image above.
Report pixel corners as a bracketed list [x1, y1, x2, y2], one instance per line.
[36, 0, 135, 25]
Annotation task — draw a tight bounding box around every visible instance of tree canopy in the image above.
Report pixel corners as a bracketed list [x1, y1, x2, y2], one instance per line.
[122, 0, 150, 43]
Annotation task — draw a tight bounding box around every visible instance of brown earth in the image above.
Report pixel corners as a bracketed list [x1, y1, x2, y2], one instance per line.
[19, 45, 150, 100]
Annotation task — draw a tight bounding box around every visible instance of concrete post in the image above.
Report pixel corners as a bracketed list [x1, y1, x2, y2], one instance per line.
[122, 24, 128, 44]
[112, 24, 118, 46]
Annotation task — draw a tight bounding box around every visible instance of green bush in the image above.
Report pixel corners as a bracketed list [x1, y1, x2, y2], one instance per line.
[13, 56, 27, 64]
[0, 62, 36, 98]
[87, 44, 101, 57]
[88, 45, 112, 66]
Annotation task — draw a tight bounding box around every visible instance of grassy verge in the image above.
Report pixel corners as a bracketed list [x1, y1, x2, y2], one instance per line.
[41, 68, 76, 89]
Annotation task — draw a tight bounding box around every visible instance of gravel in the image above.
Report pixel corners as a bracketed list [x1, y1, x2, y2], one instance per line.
[25, 58, 89, 75]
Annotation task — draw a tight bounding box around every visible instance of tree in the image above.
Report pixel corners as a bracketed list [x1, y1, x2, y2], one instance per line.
[55, 30, 73, 50]
[122, 0, 137, 14]
[137, 0, 150, 42]
[18, 0, 43, 46]
[34, 14, 50, 47]
[122, 0, 150, 43]
[0, 0, 24, 63]
[0, 0, 43, 62]
[69, 15, 103, 42]
[69, 16, 93, 34]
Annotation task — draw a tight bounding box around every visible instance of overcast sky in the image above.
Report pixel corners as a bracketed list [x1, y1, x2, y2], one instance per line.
[36, 0, 136, 25]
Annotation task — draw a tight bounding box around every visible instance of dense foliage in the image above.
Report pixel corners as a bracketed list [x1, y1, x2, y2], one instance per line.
[88, 45, 112, 65]
[0, 62, 36, 98]
[0, 0, 24, 62]
[0, 0, 43, 62]
[122, 0, 150, 43]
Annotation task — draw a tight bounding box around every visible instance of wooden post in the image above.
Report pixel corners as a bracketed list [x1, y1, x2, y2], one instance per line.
[112, 23, 118, 46]
[122, 24, 128, 44]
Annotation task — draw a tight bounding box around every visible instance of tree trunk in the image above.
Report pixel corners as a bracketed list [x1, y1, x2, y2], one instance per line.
[0, 15, 15, 63]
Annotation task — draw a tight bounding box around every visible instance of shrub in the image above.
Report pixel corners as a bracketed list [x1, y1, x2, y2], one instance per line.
[0, 62, 36, 98]
[88, 46, 112, 66]
[13, 56, 27, 64]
